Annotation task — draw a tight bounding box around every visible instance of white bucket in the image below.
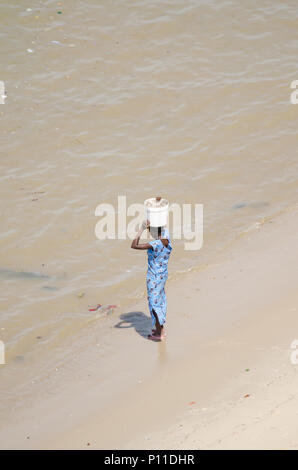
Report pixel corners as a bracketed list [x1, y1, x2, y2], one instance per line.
[144, 197, 169, 227]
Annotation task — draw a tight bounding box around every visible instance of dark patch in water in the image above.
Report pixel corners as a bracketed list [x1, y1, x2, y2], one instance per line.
[233, 202, 248, 209]
[0, 268, 49, 280]
[232, 201, 270, 210]
[14, 355, 25, 362]
[42, 285, 59, 291]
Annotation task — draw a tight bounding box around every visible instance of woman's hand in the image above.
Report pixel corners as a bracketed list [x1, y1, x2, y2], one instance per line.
[141, 219, 150, 231]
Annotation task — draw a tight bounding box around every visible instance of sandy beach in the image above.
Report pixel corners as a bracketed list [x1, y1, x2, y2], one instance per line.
[0, 203, 297, 450]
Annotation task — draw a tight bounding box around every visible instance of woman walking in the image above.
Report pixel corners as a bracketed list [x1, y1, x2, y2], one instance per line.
[131, 219, 172, 341]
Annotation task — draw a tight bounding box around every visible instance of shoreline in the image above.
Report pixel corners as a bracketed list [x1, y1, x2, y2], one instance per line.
[0, 202, 297, 449]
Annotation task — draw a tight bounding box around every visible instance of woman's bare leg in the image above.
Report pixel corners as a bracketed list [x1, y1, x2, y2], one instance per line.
[152, 309, 163, 336]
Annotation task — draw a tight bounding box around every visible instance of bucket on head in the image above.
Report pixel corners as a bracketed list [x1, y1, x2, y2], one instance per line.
[144, 197, 169, 227]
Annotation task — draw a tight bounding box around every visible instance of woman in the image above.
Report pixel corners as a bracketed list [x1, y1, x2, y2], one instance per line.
[131, 219, 172, 341]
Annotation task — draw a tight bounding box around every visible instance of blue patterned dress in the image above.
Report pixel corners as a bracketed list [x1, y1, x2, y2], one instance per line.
[146, 227, 172, 328]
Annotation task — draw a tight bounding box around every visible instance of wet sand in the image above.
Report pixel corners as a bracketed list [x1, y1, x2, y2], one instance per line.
[0, 203, 297, 449]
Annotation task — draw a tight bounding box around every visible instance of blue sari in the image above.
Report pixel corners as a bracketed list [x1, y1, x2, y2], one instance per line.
[146, 228, 172, 328]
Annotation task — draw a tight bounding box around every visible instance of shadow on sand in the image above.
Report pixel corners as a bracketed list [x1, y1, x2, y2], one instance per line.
[114, 311, 151, 339]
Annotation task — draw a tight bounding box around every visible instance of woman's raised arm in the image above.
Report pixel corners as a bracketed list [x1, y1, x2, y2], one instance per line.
[131, 220, 152, 250]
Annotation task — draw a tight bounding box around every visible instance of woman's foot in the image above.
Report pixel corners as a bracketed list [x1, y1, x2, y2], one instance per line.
[147, 333, 163, 342]
[152, 328, 166, 338]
